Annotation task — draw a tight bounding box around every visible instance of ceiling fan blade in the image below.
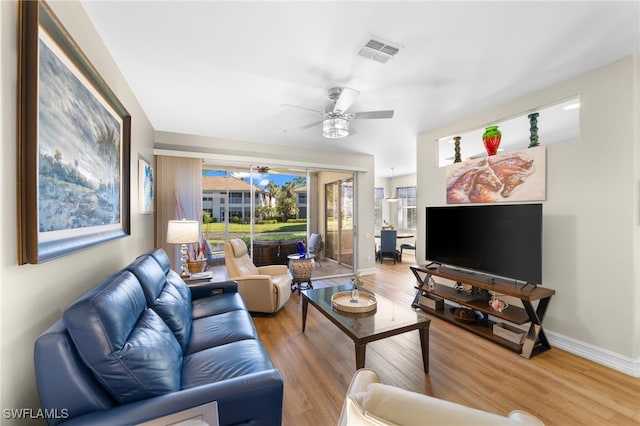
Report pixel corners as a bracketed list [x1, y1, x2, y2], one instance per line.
[281, 104, 324, 115]
[283, 119, 325, 132]
[352, 110, 395, 119]
[333, 87, 360, 113]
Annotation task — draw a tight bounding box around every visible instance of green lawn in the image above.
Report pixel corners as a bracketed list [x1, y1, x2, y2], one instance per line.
[203, 222, 307, 244]
[202, 222, 307, 233]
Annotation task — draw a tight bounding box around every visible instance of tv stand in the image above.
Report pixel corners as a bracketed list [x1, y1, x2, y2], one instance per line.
[436, 265, 497, 284]
[410, 265, 555, 358]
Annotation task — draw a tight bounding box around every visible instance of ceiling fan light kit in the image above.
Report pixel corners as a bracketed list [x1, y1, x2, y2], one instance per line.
[322, 117, 350, 138]
[284, 86, 394, 138]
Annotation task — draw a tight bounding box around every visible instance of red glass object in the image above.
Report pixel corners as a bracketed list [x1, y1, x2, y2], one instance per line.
[482, 125, 502, 156]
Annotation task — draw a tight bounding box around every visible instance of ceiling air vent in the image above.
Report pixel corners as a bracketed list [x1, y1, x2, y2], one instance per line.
[358, 38, 401, 63]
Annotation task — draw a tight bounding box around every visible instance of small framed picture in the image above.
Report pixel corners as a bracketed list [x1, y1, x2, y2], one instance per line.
[139, 159, 154, 214]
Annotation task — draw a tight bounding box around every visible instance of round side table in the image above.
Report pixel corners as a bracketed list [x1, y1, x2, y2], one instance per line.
[288, 254, 315, 294]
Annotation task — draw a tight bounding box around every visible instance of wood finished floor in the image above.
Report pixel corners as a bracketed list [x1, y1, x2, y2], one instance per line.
[251, 255, 640, 426]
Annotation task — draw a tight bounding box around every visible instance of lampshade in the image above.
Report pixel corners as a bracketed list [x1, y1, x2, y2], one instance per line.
[166, 220, 200, 244]
[322, 118, 350, 138]
[385, 167, 399, 202]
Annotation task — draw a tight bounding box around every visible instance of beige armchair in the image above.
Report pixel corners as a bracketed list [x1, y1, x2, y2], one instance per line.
[339, 369, 544, 426]
[224, 239, 291, 313]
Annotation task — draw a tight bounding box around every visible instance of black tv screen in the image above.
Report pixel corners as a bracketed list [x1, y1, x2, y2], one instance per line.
[425, 203, 542, 284]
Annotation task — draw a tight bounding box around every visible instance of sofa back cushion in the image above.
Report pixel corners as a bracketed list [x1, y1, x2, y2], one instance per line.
[63, 270, 183, 404]
[127, 253, 193, 350]
[35, 320, 116, 425]
[147, 247, 172, 273]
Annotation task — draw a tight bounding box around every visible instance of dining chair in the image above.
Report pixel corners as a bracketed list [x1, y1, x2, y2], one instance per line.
[379, 229, 399, 264]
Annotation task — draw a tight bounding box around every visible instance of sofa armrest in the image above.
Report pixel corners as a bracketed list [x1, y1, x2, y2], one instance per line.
[257, 264, 289, 276]
[58, 370, 283, 426]
[188, 280, 238, 300]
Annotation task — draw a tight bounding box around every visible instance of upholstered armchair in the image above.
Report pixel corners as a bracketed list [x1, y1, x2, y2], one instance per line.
[224, 239, 291, 313]
[339, 369, 544, 426]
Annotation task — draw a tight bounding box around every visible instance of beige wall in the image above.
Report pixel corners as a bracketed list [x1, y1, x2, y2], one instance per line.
[1, 1, 156, 422]
[417, 55, 640, 372]
[376, 173, 417, 231]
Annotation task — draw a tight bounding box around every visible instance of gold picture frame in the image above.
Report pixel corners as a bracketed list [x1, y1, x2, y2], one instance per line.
[18, 0, 131, 264]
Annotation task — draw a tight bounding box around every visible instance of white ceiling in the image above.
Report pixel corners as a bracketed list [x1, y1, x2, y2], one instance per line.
[80, 1, 639, 177]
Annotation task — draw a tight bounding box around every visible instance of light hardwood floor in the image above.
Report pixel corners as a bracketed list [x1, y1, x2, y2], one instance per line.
[251, 255, 640, 426]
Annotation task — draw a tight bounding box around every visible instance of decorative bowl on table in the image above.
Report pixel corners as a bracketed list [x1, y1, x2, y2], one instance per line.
[331, 290, 377, 313]
[449, 307, 478, 323]
[187, 260, 206, 274]
[489, 298, 509, 313]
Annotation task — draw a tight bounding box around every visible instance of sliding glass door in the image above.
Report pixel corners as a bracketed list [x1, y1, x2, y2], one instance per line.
[201, 165, 307, 264]
[325, 177, 354, 266]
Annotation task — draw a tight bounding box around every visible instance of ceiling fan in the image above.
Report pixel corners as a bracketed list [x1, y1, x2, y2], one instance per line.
[282, 87, 394, 138]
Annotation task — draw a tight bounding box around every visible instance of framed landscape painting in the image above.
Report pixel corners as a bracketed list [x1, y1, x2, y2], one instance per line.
[18, 0, 131, 264]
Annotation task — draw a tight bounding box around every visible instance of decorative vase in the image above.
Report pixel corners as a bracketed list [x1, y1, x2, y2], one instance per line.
[482, 125, 502, 156]
[453, 136, 462, 163]
[351, 279, 360, 302]
[528, 112, 539, 148]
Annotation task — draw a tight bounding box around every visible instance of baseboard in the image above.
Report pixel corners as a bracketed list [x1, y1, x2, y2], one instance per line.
[546, 330, 640, 377]
[357, 267, 377, 277]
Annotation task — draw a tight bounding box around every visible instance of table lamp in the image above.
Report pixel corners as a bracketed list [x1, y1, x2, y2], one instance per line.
[166, 219, 200, 277]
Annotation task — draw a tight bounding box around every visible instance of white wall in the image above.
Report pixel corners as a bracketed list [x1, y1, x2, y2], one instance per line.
[417, 55, 640, 374]
[1, 1, 156, 421]
[375, 173, 417, 231]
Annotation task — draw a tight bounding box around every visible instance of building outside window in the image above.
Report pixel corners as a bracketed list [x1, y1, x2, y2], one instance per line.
[396, 186, 416, 230]
[294, 186, 308, 219]
[229, 192, 243, 204]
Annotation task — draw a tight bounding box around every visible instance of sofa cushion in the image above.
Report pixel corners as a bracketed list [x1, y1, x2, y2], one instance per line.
[63, 271, 183, 405]
[186, 310, 258, 354]
[147, 247, 173, 273]
[192, 292, 247, 319]
[127, 254, 193, 350]
[34, 320, 116, 423]
[181, 339, 275, 389]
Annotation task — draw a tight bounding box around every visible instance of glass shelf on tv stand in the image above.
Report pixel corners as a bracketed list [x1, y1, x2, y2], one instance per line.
[410, 264, 555, 358]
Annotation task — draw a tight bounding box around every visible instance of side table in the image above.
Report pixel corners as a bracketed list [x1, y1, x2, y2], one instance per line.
[288, 254, 315, 294]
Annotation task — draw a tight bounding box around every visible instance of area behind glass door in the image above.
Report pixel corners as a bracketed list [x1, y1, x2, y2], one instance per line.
[325, 177, 354, 267]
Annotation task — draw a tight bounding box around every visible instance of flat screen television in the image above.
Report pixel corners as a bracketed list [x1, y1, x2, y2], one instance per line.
[425, 203, 542, 285]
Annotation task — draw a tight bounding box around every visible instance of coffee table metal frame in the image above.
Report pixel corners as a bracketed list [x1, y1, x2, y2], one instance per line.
[301, 285, 430, 373]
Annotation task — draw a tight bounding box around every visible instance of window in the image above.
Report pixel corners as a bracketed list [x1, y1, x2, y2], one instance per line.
[396, 186, 416, 230]
[374, 187, 384, 228]
[229, 192, 243, 204]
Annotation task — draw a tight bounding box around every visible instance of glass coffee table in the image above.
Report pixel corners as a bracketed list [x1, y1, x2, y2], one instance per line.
[301, 285, 430, 373]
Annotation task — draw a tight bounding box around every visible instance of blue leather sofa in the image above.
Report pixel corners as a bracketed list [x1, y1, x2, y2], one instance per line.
[34, 248, 283, 425]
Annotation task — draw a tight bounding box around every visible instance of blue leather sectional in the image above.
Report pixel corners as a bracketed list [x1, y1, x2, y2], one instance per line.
[34, 248, 283, 425]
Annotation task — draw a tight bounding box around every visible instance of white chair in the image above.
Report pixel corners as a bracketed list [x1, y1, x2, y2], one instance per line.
[224, 239, 291, 313]
[339, 369, 545, 426]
